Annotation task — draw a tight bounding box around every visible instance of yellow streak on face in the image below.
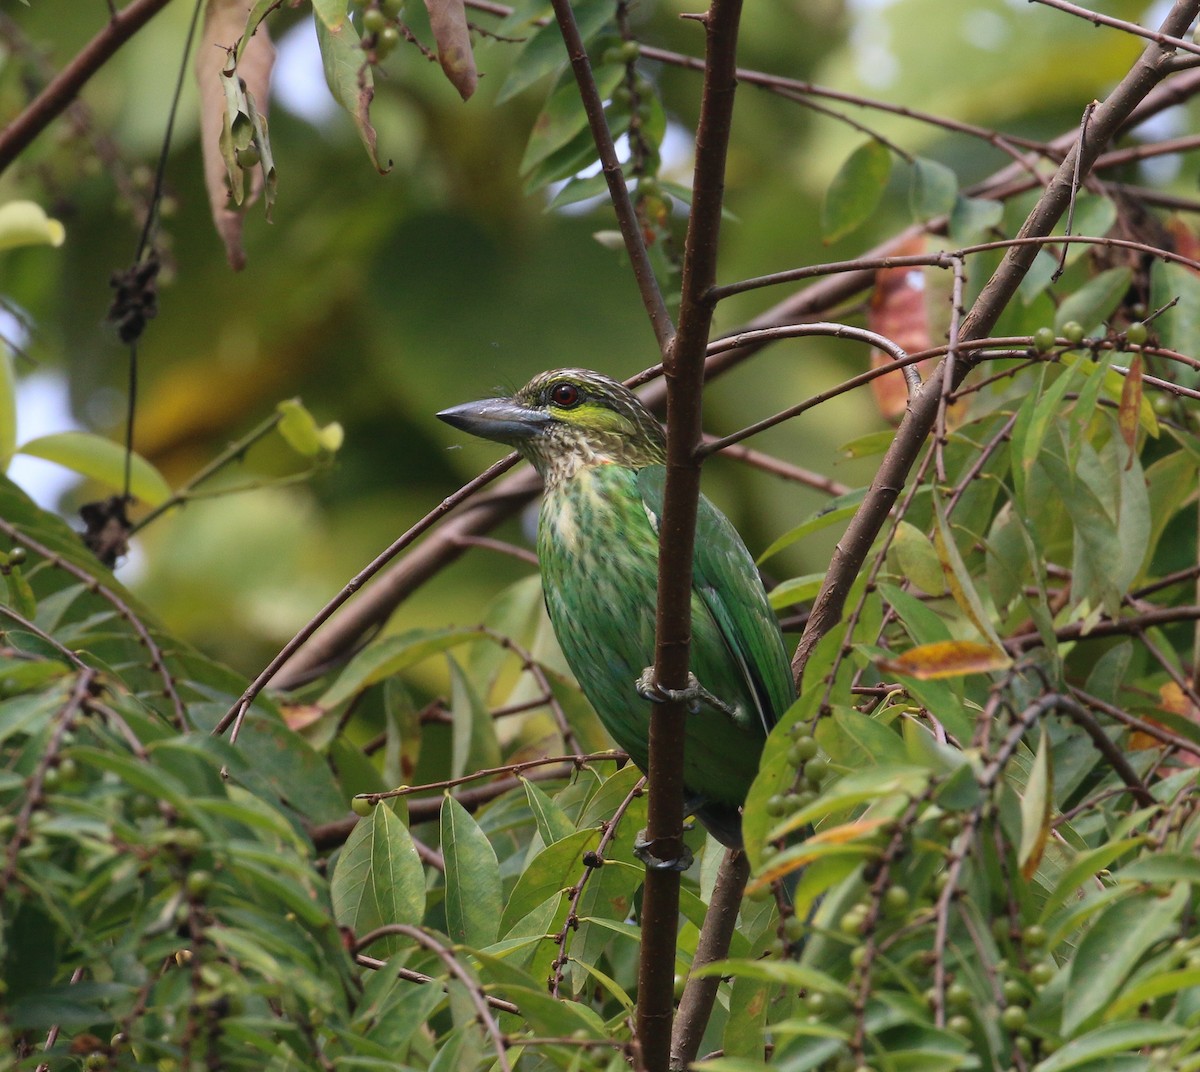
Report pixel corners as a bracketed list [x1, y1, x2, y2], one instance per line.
[548, 400, 635, 437]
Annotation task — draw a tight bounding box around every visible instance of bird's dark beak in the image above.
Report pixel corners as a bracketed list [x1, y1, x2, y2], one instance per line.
[436, 398, 551, 445]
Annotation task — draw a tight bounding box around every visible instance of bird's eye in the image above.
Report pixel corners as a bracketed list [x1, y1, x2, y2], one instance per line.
[548, 382, 581, 408]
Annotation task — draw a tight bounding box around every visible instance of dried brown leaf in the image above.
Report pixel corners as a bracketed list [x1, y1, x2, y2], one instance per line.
[422, 0, 478, 101]
[869, 235, 931, 421]
[196, 0, 275, 269]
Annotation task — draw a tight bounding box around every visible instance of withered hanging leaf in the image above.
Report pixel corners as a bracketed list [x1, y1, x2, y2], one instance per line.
[422, 0, 478, 101]
[196, 0, 275, 269]
[1118, 351, 1142, 469]
[876, 639, 1011, 680]
[868, 235, 931, 421]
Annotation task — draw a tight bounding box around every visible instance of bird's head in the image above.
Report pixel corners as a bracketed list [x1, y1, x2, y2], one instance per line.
[437, 368, 666, 485]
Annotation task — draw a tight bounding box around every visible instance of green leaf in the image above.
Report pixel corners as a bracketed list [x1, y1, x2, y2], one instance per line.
[908, 157, 957, 223]
[1036, 1021, 1184, 1072]
[769, 764, 930, 840]
[948, 195, 1002, 244]
[821, 140, 892, 243]
[691, 957, 851, 997]
[757, 488, 868, 563]
[276, 398, 337, 457]
[446, 654, 500, 780]
[1017, 727, 1052, 879]
[1150, 261, 1200, 375]
[499, 827, 599, 935]
[440, 796, 502, 947]
[522, 777, 576, 845]
[1039, 838, 1141, 921]
[520, 65, 624, 173]
[0, 200, 65, 251]
[766, 572, 826, 610]
[1053, 266, 1132, 334]
[315, 16, 387, 173]
[16, 432, 170, 506]
[310, 0, 348, 30]
[318, 627, 480, 709]
[331, 803, 427, 953]
[1062, 883, 1189, 1034]
[889, 521, 945, 596]
[495, 0, 614, 103]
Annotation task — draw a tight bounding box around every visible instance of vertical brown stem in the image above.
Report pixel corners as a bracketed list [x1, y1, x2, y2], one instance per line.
[636, 2, 744, 1069]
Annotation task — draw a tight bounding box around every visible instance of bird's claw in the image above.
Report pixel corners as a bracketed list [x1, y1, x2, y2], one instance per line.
[633, 829, 695, 872]
[636, 667, 735, 717]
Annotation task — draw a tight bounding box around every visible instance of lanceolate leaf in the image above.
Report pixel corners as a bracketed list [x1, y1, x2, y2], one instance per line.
[1018, 728, 1053, 879]
[331, 804, 426, 954]
[316, 15, 388, 174]
[821, 140, 892, 243]
[1063, 883, 1189, 1034]
[440, 796, 502, 947]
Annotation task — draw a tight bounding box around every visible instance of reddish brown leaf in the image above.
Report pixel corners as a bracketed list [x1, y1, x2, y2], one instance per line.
[281, 703, 325, 731]
[422, 0, 478, 101]
[1130, 683, 1200, 766]
[869, 235, 932, 421]
[196, 0, 275, 269]
[876, 639, 1012, 680]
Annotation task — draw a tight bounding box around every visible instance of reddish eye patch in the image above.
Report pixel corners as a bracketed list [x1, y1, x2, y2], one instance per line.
[549, 383, 581, 408]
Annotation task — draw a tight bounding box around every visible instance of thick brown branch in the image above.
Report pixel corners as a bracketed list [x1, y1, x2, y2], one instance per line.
[637, 3, 744, 1068]
[669, 849, 750, 1070]
[0, 0, 176, 176]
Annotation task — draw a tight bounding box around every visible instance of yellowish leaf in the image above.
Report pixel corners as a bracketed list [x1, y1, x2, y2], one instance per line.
[877, 639, 1011, 680]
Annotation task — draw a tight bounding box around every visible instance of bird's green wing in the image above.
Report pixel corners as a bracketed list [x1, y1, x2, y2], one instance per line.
[636, 465, 796, 735]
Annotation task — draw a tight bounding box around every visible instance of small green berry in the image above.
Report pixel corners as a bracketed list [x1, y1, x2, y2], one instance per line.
[381, 0, 404, 13]
[1030, 961, 1054, 986]
[1062, 321, 1086, 344]
[186, 870, 213, 899]
[882, 885, 910, 915]
[766, 794, 788, 817]
[784, 914, 807, 941]
[362, 7, 388, 33]
[946, 982, 971, 1009]
[376, 25, 400, 56]
[7, 547, 26, 565]
[1033, 326, 1055, 353]
[839, 907, 867, 936]
[1126, 321, 1148, 346]
[947, 1014, 972, 1036]
[618, 40, 641, 63]
[849, 945, 868, 968]
[793, 733, 819, 759]
[1002, 978, 1027, 1005]
[235, 144, 260, 169]
[804, 990, 828, 1014]
[1021, 924, 1047, 948]
[999, 1005, 1027, 1032]
[803, 757, 829, 784]
[351, 796, 375, 817]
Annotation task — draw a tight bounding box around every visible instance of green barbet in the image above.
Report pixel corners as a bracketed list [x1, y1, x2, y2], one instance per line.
[438, 369, 796, 850]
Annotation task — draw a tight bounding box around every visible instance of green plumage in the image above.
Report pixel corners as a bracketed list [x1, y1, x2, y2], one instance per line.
[438, 369, 796, 847]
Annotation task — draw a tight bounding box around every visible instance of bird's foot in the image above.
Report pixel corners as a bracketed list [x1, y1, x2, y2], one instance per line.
[635, 668, 735, 717]
[633, 829, 695, 872]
